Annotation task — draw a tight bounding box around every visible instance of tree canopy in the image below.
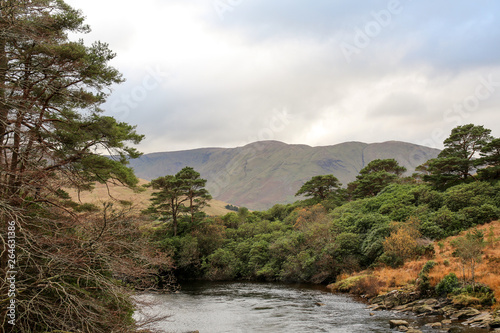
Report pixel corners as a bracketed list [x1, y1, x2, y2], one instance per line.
[147, 167, 211, 236]
[295, 174, 342, 201]
[0, 1, 148, 330]
[422, 124, 498, 189]
[348, 158, 407, 199]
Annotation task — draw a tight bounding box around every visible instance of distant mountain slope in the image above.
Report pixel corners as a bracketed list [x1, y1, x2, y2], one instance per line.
[129, 141, 440, 210]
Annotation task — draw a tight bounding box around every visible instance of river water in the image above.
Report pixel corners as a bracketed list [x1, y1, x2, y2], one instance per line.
[134, 282, 490, 333]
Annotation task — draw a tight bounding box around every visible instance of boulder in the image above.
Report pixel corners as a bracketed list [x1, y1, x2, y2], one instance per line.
[412, 303, 433, 314]
[389, 320, 410, 328]
[425, 322, 442, 329]
[451, 307, 481, 320]
[463, 312, 492, 327]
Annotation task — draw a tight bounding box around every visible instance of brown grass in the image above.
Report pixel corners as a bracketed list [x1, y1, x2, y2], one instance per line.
[64, 179, 234, 216]
[355, 221, 500, 303]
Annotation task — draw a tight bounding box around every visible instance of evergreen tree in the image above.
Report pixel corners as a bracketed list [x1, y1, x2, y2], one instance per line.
[295, 174, 342, 201]
[147, 167, 211, 236]
[0, 1, 145, 330]
[423, 124, 492, 189]
[348, 159, 406, 199]
[177, 166, 212, 224]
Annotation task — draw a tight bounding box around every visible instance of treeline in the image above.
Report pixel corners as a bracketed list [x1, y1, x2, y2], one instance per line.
[152, 181, 499, 283]
[148, 124, 500, 285]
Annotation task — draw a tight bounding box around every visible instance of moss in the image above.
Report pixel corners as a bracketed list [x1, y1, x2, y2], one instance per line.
[330, 274, 371, 292]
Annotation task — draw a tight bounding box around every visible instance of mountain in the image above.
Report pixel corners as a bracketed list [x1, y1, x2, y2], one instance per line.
[128, 140, 440, 210]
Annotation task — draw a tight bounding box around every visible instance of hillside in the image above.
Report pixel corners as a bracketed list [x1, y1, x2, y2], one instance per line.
[65, 179, 234, 216]
[331, 220, 500, 306]
[128, 140, 440, 210]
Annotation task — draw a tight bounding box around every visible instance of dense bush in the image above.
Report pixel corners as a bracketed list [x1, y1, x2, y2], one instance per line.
[157, 181, 500, 286]
[435, 272, 460, 296]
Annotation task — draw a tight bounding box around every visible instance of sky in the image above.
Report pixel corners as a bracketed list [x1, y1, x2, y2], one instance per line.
[65, 0, 500, 153]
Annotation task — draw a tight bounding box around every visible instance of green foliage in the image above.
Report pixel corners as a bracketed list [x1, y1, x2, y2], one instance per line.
[452, 284, 496, 307]
[73, 202, 99, 212]
[0, 1, 150, 330]
[423, 124, 495, 189]
[225, 204, 239, 212]
[158, 140, 500, 298]
[295, 174, 342, 201]
[146, 167, 211, 236]
[435, 272, 460, 296]
[203, 248, 241, 280]
[417, 260, 436, 295]
[348, 159, 406, 199]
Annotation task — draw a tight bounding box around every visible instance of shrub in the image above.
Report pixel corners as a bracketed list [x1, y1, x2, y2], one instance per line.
[435, 272, 460, 296]
[452, 284, 496, 307]
[417, 260, 436, 295]
[203, 248, 240, 280]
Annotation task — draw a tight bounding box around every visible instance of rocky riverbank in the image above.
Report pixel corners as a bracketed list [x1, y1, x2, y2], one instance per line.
[368, 289, 500, 331]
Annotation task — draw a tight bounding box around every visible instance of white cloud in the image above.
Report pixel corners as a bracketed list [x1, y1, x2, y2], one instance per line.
[65, 0, 500, 153]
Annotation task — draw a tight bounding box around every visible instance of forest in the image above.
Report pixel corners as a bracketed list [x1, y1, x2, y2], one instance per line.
[1, 0, 500, 332]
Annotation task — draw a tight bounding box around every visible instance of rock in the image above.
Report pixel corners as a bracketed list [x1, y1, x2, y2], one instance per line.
[393, 302, 416, 312]
[390, 320, 410, 328]
[463, 312, 492, 327]
[406, 329, 423, 333]
[412, 303, 433, 314]
[491, 316, 500, 328]
[441, 319, 452, 325]
[315, 302, 325, 306]
[425, 322, 442, 329]
[398, 325, 409, 332]
[450, 307, 481, 320]
[424, 298, 438, 306]
[369, 312, 375, 316]
[441, 305, 458, 317]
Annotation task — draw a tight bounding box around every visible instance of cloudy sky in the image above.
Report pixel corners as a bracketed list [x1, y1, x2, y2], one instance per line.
[65, 0, 500, 153]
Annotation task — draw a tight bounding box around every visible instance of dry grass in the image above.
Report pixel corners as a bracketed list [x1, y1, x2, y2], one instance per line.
[361, 221, 500, 302]
[64, 179, 234, 216]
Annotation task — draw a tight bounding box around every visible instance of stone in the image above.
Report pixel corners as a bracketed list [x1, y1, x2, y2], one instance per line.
[464, 312, 492, 326]
[424, 298, 438, 306]
[451, 307, 481, 320]
[491, 316, 500, 328]
[441, 319, 452, 325]
[389, 320, 409, 328]
[424, 322, 442, 329]
[412, 303, 433, 314]
[398, 325, 408, 332]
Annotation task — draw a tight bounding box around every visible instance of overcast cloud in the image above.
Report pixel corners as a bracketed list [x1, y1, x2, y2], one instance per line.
[65, 0, 500, 153]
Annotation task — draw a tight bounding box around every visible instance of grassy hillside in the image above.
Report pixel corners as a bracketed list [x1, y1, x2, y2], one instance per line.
[65, 179, 234, 216]
[334, 220, 500, 302]
[128, 140, 440, 210]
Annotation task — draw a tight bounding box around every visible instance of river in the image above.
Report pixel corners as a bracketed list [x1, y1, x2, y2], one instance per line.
[134, 282, 490, 333]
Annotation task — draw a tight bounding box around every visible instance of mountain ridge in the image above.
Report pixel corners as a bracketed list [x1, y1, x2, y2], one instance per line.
[128, 140, 440, 210]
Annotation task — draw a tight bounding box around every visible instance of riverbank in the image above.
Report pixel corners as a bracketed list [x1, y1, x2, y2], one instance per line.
[367, 289, 500, 331]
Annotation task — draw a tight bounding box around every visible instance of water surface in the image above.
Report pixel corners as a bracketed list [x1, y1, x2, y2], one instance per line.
[135, 281, 489, 333]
